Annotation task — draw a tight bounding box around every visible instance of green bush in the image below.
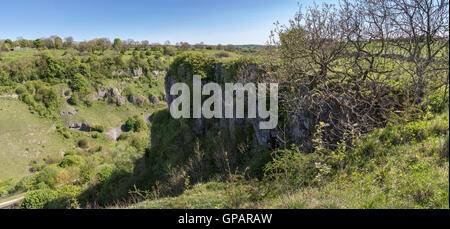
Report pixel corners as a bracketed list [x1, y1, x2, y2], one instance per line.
[15, 85, 27, 95]
[124, 116, 148, 132]
[422, 85, 449, 114]
[47, 185, 82, 209]
[21, 189, 58, 209]
[35, 166, 61, 189]
[77, 138, 89, 149]
[14, 176, 36, 192]
[124, 117, 137, 132]
[95, 164, 115, 183]
[134, 116, 148, 132]
[169, 52, 216, 80]
[92, 124, 106, 133]
[68, 92, 79, 105]
[60, 155, 86, 168]
[71, 73, 90, 93]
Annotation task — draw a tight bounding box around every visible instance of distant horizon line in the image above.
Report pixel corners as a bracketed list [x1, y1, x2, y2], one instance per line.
[0, 36, 266, 46]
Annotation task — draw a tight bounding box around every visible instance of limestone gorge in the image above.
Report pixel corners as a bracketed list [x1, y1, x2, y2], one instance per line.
[0, 0, 448, 210]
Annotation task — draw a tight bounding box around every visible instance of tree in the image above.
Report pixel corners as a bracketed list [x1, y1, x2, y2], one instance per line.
[43, 38, 55, 49]
[113, 38, 122, 51]
[39, 51, 65, 78]
[64, 36, 74, 48]
[194, 42, 205, 50]
[179, 42, 191, 51]
[33, 39, 44, 49]
[387, 0, 449, 103]
[224, 44, 235, 51]
[96, 38, 111, 53]
[71, 73, 90, 94]
[141, 40, 149, 49]
[267, 1, 404, 148]
[54, 36, 63, 49]
[76, 41, 88, 52]
[17, 37, 29, 47]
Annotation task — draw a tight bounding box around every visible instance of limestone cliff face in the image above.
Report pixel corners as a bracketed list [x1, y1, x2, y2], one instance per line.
[163, 63, 313, 154]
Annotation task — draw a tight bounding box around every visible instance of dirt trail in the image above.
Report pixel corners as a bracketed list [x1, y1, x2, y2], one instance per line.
[0, 196, 24, 209]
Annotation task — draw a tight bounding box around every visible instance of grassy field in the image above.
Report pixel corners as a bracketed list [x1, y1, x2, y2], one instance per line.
[0, 98, 72, 179]
[128, 182, 229, 209]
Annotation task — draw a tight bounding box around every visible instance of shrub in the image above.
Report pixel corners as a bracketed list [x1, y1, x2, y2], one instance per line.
[264, 144, 333, 192]
[68, 92, 79, 105]
[95, 164, 115, 183]
[21, 189, 58, 209]
[124, 116, 148, 132]
[131, 135, 149, 152]
[77, 138, 89, 149]
[92, 124, 106, 133]
[35, 166, 61, 189]
[71, 73, 90, 93]
[14, 176, 36, 192]
[47, 185, 82, 209]
[15, 85, 27, 95]
[169, 52, 216, 80]
[60, 155, 86, 168]
[124, 117, 136, 132]
[45, 153, 63, 165]
[134, 116, 148, 132]
[422, 85, 449, 114]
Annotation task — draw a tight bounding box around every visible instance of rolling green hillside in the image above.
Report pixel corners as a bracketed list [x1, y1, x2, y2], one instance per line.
[0, 98, 71, 179]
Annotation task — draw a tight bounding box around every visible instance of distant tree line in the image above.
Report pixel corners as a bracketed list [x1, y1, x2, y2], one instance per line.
[0, 36, 246, 53]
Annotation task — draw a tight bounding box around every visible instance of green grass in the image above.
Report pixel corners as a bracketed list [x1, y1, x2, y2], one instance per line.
[0, 98, 73, 179]
[61, 101, 164, 129]
[0, 49, 38, 62]
[129, 182, 228, 209]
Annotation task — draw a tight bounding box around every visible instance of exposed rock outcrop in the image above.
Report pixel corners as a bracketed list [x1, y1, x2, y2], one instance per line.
[128, 94, 148, 106]
[67, 121, 92, 132]
[163, 63, 311, 154]
[59, 106, 78, 116]
[149, 95, 159, 104]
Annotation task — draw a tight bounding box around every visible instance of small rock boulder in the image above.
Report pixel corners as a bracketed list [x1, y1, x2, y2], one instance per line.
[149, 95, 159, 104]
[128, 94, 148, 106]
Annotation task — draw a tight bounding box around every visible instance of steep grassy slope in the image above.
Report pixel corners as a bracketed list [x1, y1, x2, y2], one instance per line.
[0, 98, 72, 179]
[131, 109, 449, 209]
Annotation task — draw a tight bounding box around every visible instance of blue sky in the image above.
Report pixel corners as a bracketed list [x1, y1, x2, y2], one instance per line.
[0, 0, 335, 45]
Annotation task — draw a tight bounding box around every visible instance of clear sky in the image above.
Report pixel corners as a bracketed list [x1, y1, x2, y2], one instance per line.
[0, 0, 335, 45]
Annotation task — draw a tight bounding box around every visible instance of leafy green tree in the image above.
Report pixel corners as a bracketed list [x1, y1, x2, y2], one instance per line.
[39, 51, 65, 78]
[36, 166, 61, 189]
[134, 116, 148, 132]
[71, 73, 90, 94]
[54, 36, 63, 49]
[33, 39, 44, 49]
[124, 116, 147, 132]
[124, 117, 137, 132]
[63, 36, 73, 48]
[113, 38, 122, 51]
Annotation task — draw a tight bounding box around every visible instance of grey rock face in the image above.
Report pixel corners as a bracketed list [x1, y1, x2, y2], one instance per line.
[67, 121, 92, 132]
[116, 96, 126, 106]
[59, 106, 77, 116]
[149, 95, 159, 104]
[133, 68, 143, 78]
[128, 94, 148, 106]
[109, 88, 121, 97]
[163, 63, 310, 154]
[97, 88, 108, 99]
